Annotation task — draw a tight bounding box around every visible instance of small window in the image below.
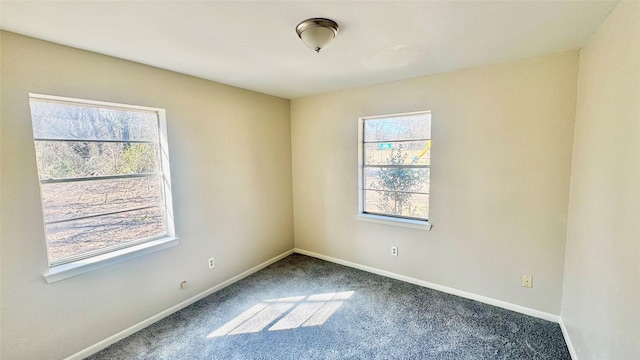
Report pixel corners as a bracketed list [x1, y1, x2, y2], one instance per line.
[358, 111, 431, 227]
[29, 94, 176, 268]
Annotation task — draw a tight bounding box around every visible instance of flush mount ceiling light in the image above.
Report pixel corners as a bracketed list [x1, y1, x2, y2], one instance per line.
[296, 18, 339, 53]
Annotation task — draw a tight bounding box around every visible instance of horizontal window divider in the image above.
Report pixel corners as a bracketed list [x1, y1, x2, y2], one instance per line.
[40, 172, 161, 184]
[33, 138, 157, 144]
[364, 138, 430, 144]
[363, 164, 430, 169]
[44, 205, 160, 225]
[364, 188, 429, 195]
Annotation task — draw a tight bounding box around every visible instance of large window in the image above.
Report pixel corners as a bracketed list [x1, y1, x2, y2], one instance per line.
[29, 94, 176, 271]
[358, 111, 431, 227]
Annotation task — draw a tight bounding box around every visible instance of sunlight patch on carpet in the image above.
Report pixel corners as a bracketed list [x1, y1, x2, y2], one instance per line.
[207, 291, 354, 338]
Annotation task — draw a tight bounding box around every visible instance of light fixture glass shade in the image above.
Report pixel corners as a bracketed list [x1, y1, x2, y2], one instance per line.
[296, 18, 339, 53]
[300, 26, 336, 52]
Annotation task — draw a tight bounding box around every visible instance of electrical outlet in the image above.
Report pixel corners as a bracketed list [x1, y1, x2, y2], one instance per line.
[208, 257, 215, 269]
[522, 274, 533, 288]
[391, 246, 398, 256]
[180, 280, 189, 289]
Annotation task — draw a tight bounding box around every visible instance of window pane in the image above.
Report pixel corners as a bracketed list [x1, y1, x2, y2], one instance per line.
[34, 141, 159, 179]
[29, 95, 174, 268]
[364, 115, 430, 142]
[364, 190, 429, 220]
[363, 140, 430, 166]
[364, 167, 429, 193]
[45, 207, 166, 263]
[30, 99, 158, 141]
[41, 177, 163, 223]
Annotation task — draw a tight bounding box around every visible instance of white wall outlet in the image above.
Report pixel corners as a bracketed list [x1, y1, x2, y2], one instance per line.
[180, 280, 189, 289]
[522, 274, 533, 288]
[208, 257, 215, 269]
[391, 246, 398, 256]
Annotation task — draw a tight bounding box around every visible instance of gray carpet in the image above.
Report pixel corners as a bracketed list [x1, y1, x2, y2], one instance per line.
[88, 254, 571, 359]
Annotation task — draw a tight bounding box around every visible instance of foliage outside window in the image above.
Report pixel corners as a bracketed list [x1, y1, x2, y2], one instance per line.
[359, 111, 431, 222]
[29, 94, 175, 267]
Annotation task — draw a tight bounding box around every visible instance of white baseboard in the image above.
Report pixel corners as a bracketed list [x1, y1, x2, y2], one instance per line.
[294, 248, 560, 323]
[559, 318, 578, 360]
[65, 249, 295, 360]
[67, 247, 564, 360]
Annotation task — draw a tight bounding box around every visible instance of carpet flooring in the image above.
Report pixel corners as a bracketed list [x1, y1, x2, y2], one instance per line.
[88, 254, 571, 359]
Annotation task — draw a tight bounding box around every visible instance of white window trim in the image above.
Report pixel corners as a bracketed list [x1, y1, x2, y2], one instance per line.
[30, 93, 178, 281]
[357, 111, 432, 231]
[44, 236, 179, 283]
[355, 213, 432, 230]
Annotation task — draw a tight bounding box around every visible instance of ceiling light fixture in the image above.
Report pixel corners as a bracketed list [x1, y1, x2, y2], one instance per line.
[296, 18, 339, 53]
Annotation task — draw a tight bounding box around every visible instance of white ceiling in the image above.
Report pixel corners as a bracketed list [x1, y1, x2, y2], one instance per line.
[0, 1, 617, 99]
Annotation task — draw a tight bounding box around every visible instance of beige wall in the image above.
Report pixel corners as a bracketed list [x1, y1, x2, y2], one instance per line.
[0, 31, 293, 359]
[4, 8, 637, 357]
[561, 2, 640, 359]
[291, 51, 579, 315]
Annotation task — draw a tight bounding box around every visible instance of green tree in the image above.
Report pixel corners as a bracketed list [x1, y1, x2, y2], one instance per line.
[120, 144, 157, 173]
[376, 145, 426, 216]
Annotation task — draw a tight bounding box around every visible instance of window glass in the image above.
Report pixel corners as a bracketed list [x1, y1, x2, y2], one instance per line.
[360, 112, 431, 221]
[30, 95, 174, 266]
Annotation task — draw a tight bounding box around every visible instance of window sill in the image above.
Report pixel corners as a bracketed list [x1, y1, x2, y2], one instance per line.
[44, 237, 180, 283]
[356, 213, 432, 230]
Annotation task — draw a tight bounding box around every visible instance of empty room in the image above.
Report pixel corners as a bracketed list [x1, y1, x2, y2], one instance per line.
[0, 1, 638, 359]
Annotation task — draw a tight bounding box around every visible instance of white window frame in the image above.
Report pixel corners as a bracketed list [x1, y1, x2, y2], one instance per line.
[29, 94, 179, 283]
[356, 111, 432, 230]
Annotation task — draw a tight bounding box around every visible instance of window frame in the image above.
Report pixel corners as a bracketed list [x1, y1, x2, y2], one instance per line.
[356, 111, 432, 230]
[29, 93, 178, 282]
